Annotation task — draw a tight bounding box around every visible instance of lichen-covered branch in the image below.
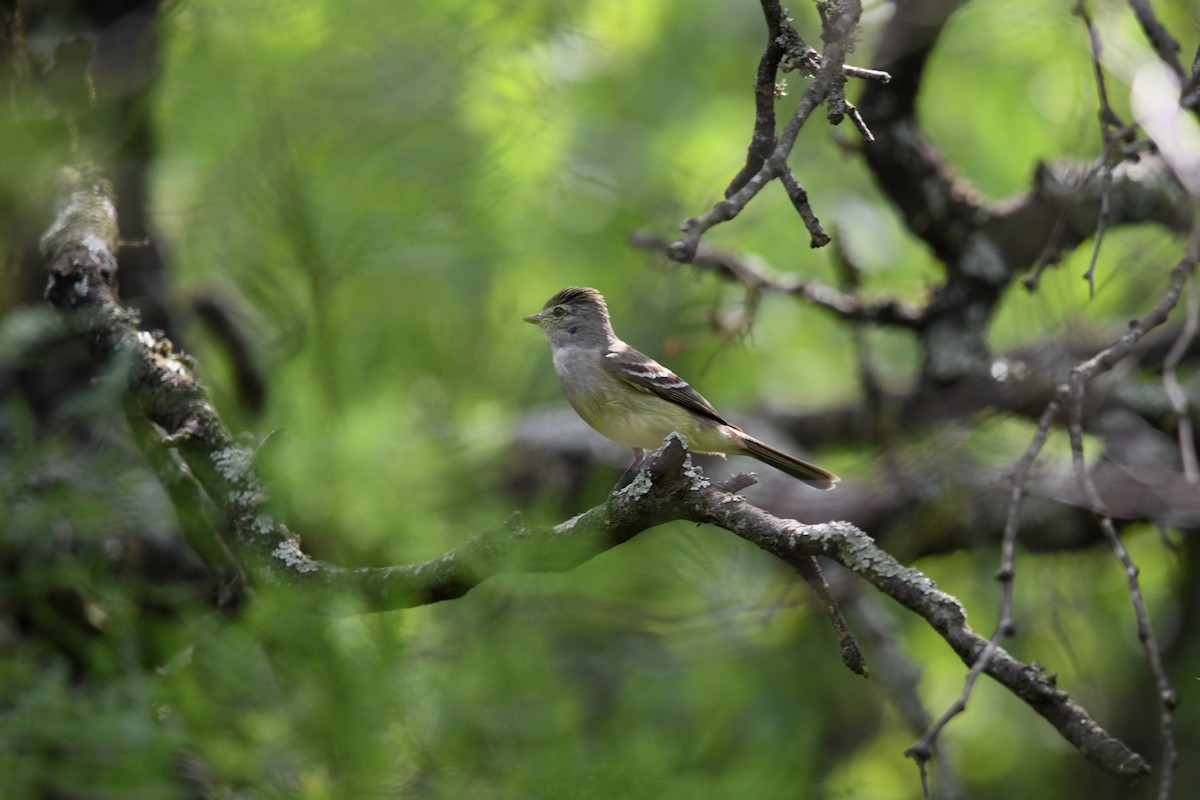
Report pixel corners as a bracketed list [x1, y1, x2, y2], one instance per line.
[40, 165, 1148, 780]
[40, 166, 305, 580]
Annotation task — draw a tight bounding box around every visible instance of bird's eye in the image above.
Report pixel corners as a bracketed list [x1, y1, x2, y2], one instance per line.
[550, 306, 566, 318]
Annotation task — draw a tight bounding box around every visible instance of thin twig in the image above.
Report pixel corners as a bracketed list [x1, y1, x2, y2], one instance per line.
[723, 0, 887, 194]
[793, 555, 869, 676]
[780, 167, 831, 247]
[670, 0, 864, 263]
[1023, 212, 1068, 291]
[1072, 219, 1200, 383]
[725, 0, 791, 199]
[1064, 389, 1179, 800]
[843, 64, 891, 84]
[632, 231, 927, 328]
[1075, 1, 1138, 297]
[1084, 166, 1112, 298]
[905, 400, 1061, 792]
[1161, 272, 1199, 482]
[844, 100, 875, 142]
[1055, 219, 1200, 800]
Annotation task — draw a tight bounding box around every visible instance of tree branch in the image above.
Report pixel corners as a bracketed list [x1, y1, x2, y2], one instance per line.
[630, 230, 927, 328]
[669, 0, 869, 262]
[726, 0, 888, 200]
[854, 0, 1192, 387]
[39, 164, 1149, 780]
[685, 470, 1149, 780]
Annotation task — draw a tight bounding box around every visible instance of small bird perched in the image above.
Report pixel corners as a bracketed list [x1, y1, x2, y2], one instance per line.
[524, 287, 838, 489]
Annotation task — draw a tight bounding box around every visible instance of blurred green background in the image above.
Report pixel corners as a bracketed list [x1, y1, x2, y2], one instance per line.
[1, 0, 1196, 797]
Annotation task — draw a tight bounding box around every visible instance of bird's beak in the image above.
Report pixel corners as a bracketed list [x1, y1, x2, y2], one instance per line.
[523, 311, 542, 325]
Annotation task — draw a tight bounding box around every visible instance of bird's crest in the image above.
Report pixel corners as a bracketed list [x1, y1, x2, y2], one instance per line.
[544, 286, 604, 309]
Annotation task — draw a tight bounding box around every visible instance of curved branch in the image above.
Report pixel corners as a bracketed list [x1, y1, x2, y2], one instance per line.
[234, 432, 1161, 781]
[855, 0, 1193, 388]
[40, 165, 1150, 780]
[630, 230, 927, 328]
[41, 167, 302, 578]
[688, 479, 1149, 779]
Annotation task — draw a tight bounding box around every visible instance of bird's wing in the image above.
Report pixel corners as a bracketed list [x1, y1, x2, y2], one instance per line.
[603, 341, 733, 427]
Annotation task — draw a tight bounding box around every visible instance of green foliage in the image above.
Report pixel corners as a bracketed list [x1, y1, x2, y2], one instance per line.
[1, 0, 1196, 797]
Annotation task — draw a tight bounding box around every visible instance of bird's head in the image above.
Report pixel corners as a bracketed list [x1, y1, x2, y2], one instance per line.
[524, 287, 612, 346]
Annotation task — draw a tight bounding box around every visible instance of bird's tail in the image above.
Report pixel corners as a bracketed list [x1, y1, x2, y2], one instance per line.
[740, 435, 839, 490]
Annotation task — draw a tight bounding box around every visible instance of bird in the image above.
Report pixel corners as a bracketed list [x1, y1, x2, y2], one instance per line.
[524, 287, 838, 489]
